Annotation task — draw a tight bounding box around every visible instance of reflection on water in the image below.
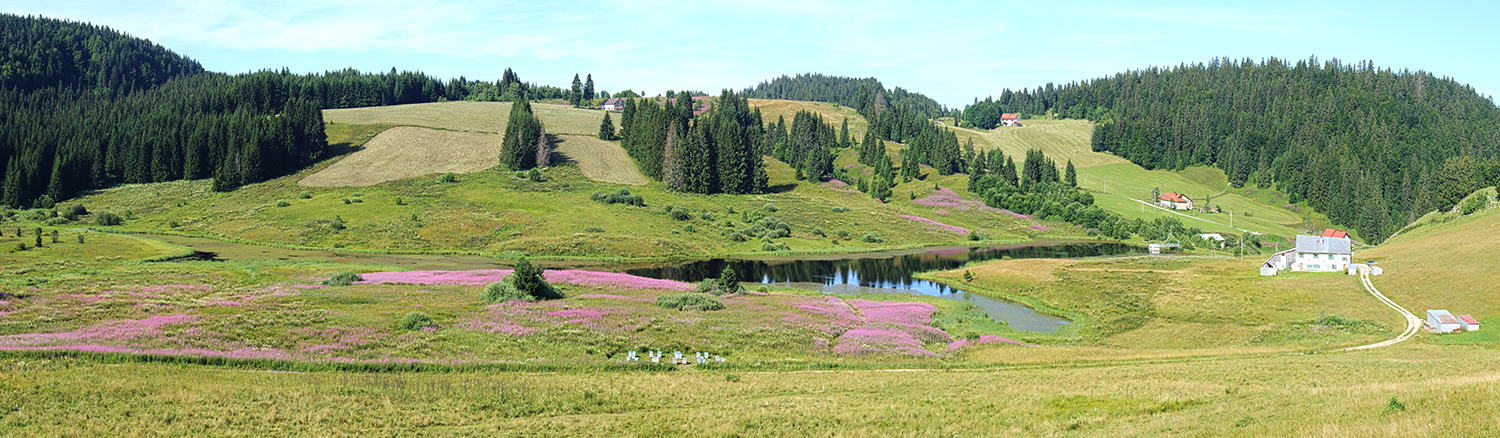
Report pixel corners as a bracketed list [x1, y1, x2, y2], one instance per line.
[625, 242, 1142, 332]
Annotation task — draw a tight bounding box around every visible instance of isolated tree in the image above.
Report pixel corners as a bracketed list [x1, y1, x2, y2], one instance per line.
[599, 112, 616, 140]
[718, 266, 741, 294]
[510, 257, 561, 300]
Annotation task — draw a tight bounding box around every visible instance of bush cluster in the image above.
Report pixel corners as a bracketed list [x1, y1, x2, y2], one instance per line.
[861, 232, 884, 243]
[95, 211, 123, 226]
[479, 280, 535, 303]
[322, 270, 363, 286]
[398, 312, 437, 331]
[591, 189, 645, 206]
[276, 200, 291, 207]
[655, 294, 725, 311]
[831, 206, 849, 213]
[61, 204, 87, 221]
[583, 226, 605, 233]
[663, 205, 692, 221]
[739, 216, 790, 239]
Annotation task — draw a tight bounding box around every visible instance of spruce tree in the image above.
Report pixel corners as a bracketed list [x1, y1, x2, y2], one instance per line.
[570, 74, 583, 106]
[583, 74, 595, 105]
[599, 112, 616, 140]
[1065, 159, 1077, 187]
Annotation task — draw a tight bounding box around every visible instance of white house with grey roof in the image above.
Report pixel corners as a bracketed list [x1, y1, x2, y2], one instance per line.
[1262, 229, 1353, 273]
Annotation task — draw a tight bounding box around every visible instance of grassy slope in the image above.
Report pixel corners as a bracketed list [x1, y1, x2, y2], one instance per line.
[323, 101, 616, 135]
[67, 106, 1061, 258]
[949, 119, 1326, 240]
[1359, 192, 1500, 334]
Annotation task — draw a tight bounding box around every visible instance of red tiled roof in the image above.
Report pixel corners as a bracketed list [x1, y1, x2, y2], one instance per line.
[1001, 113, 1019, 120]
[1437, 314, 1461, 324]
[1321, 229, 1348, 238]
[1460, 315, 1480, 325]
[1157, 192, 1188, 203]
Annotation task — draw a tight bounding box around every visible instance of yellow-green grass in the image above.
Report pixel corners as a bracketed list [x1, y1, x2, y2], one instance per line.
[5, 341, 1497, 436]
[748, 99, 869, 136]
[551, 134, 648, 185]
[1, 228, 183, 282]
[323, 101, 617, 135]
[949, 119, 1124, 168]
[924, 255, 1398, 349]
[300, 126, 502, 187]
[1358, 196, 1500, 323]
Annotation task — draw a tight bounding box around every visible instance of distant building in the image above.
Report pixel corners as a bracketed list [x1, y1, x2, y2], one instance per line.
[1459, 315, 1481, 331]
[1001, 113, 1020, 126]
[1198, 233, 1225, 242]
[600, 98, 626, 111]
[1157, 192, 1194, 210]
[1428, 310, 1463, 333]
[1263, 229, 1353, 273]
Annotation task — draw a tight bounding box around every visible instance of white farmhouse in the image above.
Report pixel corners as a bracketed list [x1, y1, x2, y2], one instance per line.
[1262, 229, 1353, 273]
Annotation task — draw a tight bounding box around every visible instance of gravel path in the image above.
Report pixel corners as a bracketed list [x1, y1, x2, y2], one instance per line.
[1344, 266, 1421, 351]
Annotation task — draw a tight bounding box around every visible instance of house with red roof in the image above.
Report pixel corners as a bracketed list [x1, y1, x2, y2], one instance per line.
[1156, 192, 1193, 210]
[1000, 113, 1020, 127]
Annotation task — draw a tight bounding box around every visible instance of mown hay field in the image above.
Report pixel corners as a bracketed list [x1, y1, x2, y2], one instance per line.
[299, 126, 501, 187]
[552, 135, 647, 185]
[323, 101, 615, 135]
[748, 99, 870, 135]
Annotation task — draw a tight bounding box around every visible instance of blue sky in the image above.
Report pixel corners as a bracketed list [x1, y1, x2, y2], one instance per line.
[6, 0, 1497, 108]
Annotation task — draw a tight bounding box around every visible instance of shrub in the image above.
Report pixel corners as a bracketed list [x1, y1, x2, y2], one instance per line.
[584, 226, 605, 233]
[861, 232, 884, 243]
[298, 191, 312, 199]
[726, 232, 747, 242]
[511, 257, 563, 300]
[655, 294, 724, 311]
[398, 312, 437, 331]
[61, 204, 87, 221]
[332, 216, 346, 230]
[480, 280, 534, 303]
[528, 168, 544, 182]
[352, 198, 363, 203]
[699, 212, 714, 221]
[13, 243, 24, 251]
[49, 230, 58, 243]
[967, 230, 989, 241]
[665, 206, 691, 221]
[812, 227, 826, 237]
[837, 230, 851, 239]
[276, 200, 291, 207]
[514, 171, 527, 179]
[831, 206, 849, 213]
[32, 195, 55, 209]
[76, 234, 84, 244]
[725, 374, 740, 382]
[683, 225, 695, 233]
[593, 189, 644, 206]
[438, 173, 457, 183]
[342, 198, 351, 205]
[95, 212, 124, 226]
[322, 270, 363, 286]
[761, 203, 778, 212]
[394, 197, 404, 205]
[352, 192, 364, 197]
[1462, 194, 1490, 215]
[718, 267, 742, 294]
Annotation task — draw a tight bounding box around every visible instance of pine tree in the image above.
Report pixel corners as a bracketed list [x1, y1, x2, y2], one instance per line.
[583, 74, 595, 105]
[598, 112, 616, 140]
[570, 74, 583, 106]
[1065, 159, 1077, 187]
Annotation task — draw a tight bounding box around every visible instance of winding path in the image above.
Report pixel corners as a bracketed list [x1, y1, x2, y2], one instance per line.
[1344, 267, 1422, 351]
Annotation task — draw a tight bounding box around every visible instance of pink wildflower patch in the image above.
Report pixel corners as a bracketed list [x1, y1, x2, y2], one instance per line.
[1030, 224, 1050, 232]
[355, 269, 694, 291]
[832, 299, 950, 356]
[0, 314, 196, 347]
[898, 215, 969, 235]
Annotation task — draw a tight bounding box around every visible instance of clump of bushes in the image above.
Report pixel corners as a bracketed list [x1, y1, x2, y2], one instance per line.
[760, 240, 790, 252]
[861, 232, 884, 243]
[438, 173, 457, 183]
[591, 189, 645, 206]
[663, 205, 692, 221]
[1462, 193, 1491, 215]
[61, 204, 88, 221]
[276, 200, 291, 207]
[398, 312, 437, 331]
[837, 230, 851, 240]
[584, 226, 605, 233]
[322, 270, 363, 286]
[692, 267, 743, 296]
[831, 206, 849, 213]
[528, 168, 545, 182]
[656, 294, 725, 311]
[342, 198, 351, 205]
[967, 230, 989, 241]
[812, 227, 826, 237]
[761, 203, 778, 212]
[394, 197, 404, 205]
[510, 257, 563, 300]
[95, 211, 124, 226]
[298, 191, 312, 199]
[725, 231, 747, 242]
[740, 216, 790, 239]
[479, 280, 534, 303]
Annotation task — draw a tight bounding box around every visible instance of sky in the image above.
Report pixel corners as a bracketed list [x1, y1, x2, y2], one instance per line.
[5, 0, 1497, 108]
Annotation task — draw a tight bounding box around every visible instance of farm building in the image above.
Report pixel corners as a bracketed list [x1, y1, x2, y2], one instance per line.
[1001, 113, 1020, 126]
[1459, 315, 1481, 331]
[1428, 310, 1464, 333]
[1157, 192, 1194, 210]
[600, 98, 625, 111]
[1262, 229, 1353, 273]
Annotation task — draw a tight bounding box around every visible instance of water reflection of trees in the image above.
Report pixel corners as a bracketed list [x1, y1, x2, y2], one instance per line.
[626, 243, 1139, 293]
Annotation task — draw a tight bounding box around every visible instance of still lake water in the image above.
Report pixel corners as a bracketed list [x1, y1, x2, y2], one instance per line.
[145, 235, 1141, 333]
